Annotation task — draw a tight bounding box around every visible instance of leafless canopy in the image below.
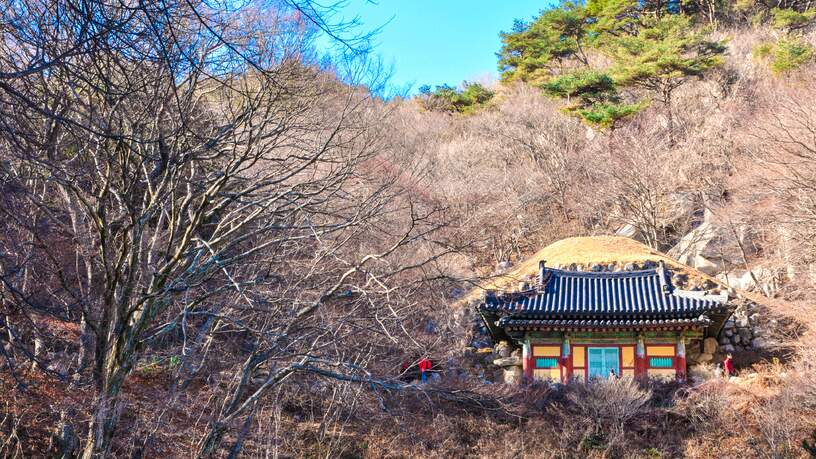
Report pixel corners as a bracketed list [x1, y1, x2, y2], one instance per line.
[0, 0, 458, 456]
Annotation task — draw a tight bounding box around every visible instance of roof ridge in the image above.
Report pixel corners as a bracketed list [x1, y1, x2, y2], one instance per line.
[543, 267, 661, 278]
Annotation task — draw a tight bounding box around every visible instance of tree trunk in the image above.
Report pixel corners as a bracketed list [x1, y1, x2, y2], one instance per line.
[73, 314, 92, 385]
[226, 412, 256, 459]
[32, 336, 45, 370]
[81, 394, 122, 459]
[664, 87, 675, 147]
[55, 409, 79, 459]
[81, 356, 130, 458]
[197, 422, 227, 458]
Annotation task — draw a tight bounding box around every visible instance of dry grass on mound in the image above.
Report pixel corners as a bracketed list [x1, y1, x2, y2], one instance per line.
[457, 236, 720, 306]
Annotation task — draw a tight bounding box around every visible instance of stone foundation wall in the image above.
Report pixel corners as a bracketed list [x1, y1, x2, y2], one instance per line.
[718, 301, 777, 354]
[458, 341, 521, 383]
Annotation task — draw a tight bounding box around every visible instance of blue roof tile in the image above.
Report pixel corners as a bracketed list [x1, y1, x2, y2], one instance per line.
[498, 316, 711, 330]
[483, 267, 727, 319]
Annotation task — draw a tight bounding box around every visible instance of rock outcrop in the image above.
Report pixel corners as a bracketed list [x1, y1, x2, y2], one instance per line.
[668, 209, 758, 276]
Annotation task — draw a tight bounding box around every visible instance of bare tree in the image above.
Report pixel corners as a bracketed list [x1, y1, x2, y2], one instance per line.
[480, 86, 588, 220]
[0, 0, 460, 457]
[579, 127, 695, 250]
[750, 84, 816, 276]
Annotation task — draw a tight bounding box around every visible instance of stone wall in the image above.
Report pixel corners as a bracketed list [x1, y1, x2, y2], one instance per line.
[457, 341, 521, 384]
[718, 300, 778, 354]
[454, 299, 494, 350]
[686, 337, 718, 365]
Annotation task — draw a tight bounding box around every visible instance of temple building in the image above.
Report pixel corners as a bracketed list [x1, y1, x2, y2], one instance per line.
[477, 239, 736, 383]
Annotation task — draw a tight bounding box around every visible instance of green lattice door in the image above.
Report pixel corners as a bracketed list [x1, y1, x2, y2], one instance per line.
[587, 347, 620, 379]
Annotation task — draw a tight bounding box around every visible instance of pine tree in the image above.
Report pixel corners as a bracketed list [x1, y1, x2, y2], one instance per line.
[498, 2, 642, 128]
[604, 13, 726, 143]
[542, 70, 642, 128]
[772, 6, 816, 31]
[752, 5, 815, 76]
[418, 82, 494, 114]
[586, 0, 643, 35]
[498, 0, 725, 136]
[498, 2, 590, 85]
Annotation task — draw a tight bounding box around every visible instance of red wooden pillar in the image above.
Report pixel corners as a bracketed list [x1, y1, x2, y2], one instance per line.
[564, 353, 573, 383]
[676, 336, 687, 382]
[635, 335, 647, 380]
[522, 341, 533, 382]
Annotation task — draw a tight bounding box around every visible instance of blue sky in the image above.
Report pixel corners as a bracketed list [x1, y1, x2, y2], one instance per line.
[333, 1, 550, 93]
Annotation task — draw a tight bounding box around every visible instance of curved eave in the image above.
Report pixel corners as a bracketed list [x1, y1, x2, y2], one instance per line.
[482, 307, 731, 320]
[501, 317, 710, 333]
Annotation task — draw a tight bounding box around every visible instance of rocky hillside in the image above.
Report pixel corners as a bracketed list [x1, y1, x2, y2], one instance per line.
[3, 1, 816, 458]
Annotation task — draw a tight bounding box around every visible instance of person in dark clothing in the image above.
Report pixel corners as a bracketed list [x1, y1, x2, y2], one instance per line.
[608, 368, 618, 379]
[399, 360, 410, 382]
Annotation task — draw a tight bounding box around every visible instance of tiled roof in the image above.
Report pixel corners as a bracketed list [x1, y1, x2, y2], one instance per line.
[482, 267, 728, 319]
[498, 316, 711, 331]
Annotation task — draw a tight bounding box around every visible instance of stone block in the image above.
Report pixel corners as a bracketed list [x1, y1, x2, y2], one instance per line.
[503, 366, 523, 384]
[688, 364, 716, 383]
[493, 356, 522, 367]
[738, 328, 752, 342]
[497, 345, 511, 358]
[703, 337, 718, 354]
[497, 261, 513, 271]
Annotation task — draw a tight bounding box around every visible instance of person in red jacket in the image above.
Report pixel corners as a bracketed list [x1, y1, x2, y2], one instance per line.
[418, 357, 432, 383]
[723, 353, 735, 377]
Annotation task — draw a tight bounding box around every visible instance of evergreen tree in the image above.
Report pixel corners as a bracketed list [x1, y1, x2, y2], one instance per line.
[542, 70, 642, 128]
[418, 82, 495, 114]
[498, 0, 725, 136]
[604, 13, 726, 143]
[752, 4, 815, 76]
[772, 6, 816, 31]
[498, 2, 590, 84]
[586, 0, 643, 35]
